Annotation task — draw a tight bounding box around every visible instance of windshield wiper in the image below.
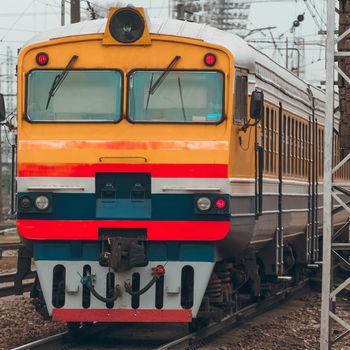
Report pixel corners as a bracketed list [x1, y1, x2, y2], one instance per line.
[145, 55, 181, 111]
[177, 77, 186, 121]
[45, 55, 78, 110]
[145, 73, 154, 111]
[148, 55, 181, 96]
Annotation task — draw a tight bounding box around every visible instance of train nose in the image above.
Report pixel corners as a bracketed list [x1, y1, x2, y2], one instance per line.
[96, 172, 152, 219]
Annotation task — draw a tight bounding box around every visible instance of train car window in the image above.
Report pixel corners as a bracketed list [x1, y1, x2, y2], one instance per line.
[260, 104, 265, 151]
[296, 120, 299, 176]
[287, 116, 291, 175]
[27, 70, 122, 122]
[270, 109, 274, 173]
[283, 114, 286, 175]
[265, 107, 270, 172]
[291, 117, 295, 176]
[319, 127, 321, 178]
[300, 122, 302, 177]
[321, 128, 324, 178]
[273, 109, 276, 174]
[128, 70, 224, 123]
[297, 121, 301, 176]
[317, 126, 320, 178]
[307, 122, 310, 178]
[305, 122, 308, 177]
[302, 122, 304, 177]
[233, 75, 248, 124]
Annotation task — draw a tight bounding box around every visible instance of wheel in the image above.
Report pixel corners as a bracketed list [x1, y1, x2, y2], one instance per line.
[66, 322, 81, 331]
[188, 318, 210, 332]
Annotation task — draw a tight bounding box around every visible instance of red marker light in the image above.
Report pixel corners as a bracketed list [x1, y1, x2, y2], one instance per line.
[36, 52, 49, 66]
[204, 53, 216, 66]
[215, 198, 227, 209]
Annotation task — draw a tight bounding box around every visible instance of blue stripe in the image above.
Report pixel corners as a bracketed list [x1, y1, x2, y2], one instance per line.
[34, 241, 216, 262]
[17, 192, 230, 221]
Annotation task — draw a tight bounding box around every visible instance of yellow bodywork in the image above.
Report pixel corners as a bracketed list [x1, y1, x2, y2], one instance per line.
[17, 21, 257, 178]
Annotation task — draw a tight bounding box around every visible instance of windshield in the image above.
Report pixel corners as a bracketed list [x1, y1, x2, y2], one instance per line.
[128, 71, 224, 123]
[27, 70, 122, 122]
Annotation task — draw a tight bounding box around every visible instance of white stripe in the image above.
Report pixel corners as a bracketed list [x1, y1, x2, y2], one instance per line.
[17, 177, 230, 194]
[17, 177, 95, 193]
[154, 178, 230, 193]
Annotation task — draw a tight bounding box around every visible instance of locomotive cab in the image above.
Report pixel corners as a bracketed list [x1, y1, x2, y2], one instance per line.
[16, 7, 235, 323]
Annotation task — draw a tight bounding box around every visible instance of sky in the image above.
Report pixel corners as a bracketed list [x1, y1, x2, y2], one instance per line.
[0, 0, 327, 84]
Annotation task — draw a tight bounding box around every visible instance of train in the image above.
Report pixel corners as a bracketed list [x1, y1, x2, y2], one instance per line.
[2, 6, 350, 328]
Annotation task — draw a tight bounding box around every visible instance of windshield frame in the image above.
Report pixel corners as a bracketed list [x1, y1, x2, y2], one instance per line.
[25, 68, 124, 124]
[126, 69, 226, 125]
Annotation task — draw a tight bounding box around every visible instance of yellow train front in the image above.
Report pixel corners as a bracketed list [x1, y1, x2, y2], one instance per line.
[15, 7, 240, 323]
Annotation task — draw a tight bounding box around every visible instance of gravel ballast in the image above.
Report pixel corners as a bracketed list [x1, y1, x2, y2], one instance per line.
[200, 292, 350, 350]
[0, 291, 349, 349]
[0, 294, 66, 350]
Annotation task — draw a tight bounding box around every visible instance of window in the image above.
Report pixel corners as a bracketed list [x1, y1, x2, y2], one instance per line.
[270, 109, 275, 173]
[265, 107, 270, 172]
[287, 116, 291, 175]
[234, 74, 248, 124]
[128, 70, 224, 123]
[27, 70, 122, 122]
[291, 118, 295, 176]
[282, 114, 287, 175]
[320, 128, 324, 178]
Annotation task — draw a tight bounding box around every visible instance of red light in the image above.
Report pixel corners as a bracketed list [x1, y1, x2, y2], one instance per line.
[215, 198, 226, 209]
[36, 52, 49, 66]
[204, 53, 216, 66]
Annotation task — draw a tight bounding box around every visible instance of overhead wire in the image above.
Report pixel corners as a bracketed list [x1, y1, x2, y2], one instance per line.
[309, 0, 326, 26]
[0, 0, 36, 42]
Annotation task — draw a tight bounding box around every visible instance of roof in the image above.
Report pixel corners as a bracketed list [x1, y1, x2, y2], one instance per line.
[24, 17, 255, 71]
[23, 16, 328, 112]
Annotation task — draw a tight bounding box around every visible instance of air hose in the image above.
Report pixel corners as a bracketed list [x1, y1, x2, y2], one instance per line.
[80, 275, 121, 303]
[124, 264, 166, 297]
[80, 265, 166, 300]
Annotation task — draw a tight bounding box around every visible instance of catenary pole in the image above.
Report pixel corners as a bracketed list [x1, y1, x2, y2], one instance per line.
[70, 0, 80, 24]
[320, 0, 335, 348]
[61, 0, 65, 26]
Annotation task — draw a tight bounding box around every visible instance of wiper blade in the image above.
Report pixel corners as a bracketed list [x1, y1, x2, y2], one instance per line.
[177, 77, 186, 121]
[145, 73, 154, 111]
[149, 55, 181, 96]
[45, 55, 78, 110]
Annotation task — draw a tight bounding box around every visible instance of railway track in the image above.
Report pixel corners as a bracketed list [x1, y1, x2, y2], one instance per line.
[11, 279, 309, 350]
[0, 230, 35, 297]
[0, 226, 16, 235]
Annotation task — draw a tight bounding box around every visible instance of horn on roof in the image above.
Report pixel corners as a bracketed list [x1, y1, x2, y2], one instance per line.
[103, 7, 151, 46]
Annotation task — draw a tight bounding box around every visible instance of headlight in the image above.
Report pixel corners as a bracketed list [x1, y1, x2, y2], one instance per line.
[196, 197, 211, 212]
[19, 196, 32, 209]
[34, 195, 50, 211]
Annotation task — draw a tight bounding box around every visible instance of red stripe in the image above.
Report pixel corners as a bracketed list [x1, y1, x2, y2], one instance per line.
[17, 220, 230, 241]
[18, 163, 228, 178]
[19, 139, 228, 151]
[52, 308, 192, 322]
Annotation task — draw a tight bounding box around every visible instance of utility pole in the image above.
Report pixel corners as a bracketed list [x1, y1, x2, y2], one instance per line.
[70, 0, 80, 24]
[339, 0, 350, 155]
[176, 2, 185, 20]
[172, 0, 252, 37]
[61, 0, 65, 26]
[320, 0, 350, 348]
[6, 47, 14, 115]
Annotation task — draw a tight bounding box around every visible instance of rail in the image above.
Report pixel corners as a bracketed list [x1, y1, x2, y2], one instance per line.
[156, 279, 309, 350]
[11, 279, 310, 350]
[0, 227, 35, 297]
